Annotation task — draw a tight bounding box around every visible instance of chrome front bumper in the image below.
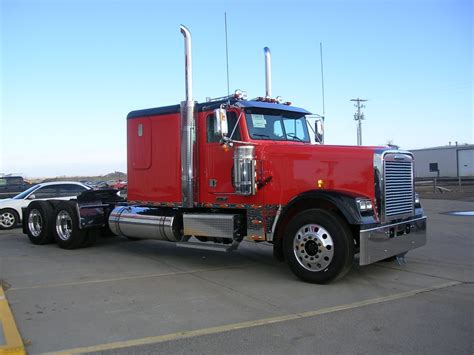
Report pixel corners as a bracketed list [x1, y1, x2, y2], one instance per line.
[359, 216, 427, 265]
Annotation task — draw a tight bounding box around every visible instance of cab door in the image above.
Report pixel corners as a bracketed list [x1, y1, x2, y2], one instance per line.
[198, 110, 243, 200]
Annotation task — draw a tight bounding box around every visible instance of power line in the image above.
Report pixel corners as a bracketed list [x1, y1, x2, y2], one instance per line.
[350, 98, 367, 146]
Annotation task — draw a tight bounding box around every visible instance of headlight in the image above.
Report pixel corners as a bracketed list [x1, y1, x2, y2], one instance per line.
[357, 198, 373, 212]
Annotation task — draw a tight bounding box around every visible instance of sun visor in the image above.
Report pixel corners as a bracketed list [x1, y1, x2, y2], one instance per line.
[235, 101, 312, 115]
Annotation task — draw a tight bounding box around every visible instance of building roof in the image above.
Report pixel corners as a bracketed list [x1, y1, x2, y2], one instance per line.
[410, 144, 473, 152]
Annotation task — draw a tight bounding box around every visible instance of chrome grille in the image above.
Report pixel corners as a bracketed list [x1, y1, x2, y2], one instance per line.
[384, 155, 414, 220]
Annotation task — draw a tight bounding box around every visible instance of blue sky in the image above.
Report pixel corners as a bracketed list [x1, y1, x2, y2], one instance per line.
[1, 0, 472, 177]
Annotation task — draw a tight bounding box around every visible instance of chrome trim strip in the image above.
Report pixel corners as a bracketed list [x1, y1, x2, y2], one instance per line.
[266, 205, 282, 242]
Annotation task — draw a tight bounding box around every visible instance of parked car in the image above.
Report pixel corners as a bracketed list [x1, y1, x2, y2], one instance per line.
[112, 180, 127, 190]
[0, 181, 90, 230]
[0, 176, 32, 199]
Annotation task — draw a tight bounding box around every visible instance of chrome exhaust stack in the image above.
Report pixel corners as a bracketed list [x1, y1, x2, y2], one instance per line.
[180, 25, 195, 208]
[264, 47, 272, 97]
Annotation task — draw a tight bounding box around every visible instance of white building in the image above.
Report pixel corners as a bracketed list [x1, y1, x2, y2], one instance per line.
[410, 144, 474, 178]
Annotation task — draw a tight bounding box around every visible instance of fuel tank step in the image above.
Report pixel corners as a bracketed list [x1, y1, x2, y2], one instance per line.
[175, 241, 239, 252]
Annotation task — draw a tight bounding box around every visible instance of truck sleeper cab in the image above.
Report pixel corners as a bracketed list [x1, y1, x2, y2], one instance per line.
[21, 25, 426, 284]
[124, 96, 426, 283]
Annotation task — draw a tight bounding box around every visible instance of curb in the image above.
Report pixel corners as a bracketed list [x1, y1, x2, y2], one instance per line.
[0, 286, 25, 355]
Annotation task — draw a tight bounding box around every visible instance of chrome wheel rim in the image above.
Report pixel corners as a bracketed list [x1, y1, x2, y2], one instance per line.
[0, 211, 15, 228]
[56, 210, 73, 241]
[293, 224, 334, 271]
[28, 209, 43, 237]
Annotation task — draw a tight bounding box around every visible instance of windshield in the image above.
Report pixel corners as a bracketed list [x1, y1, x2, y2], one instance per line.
[245, 109, 310, 142]
[13, 184, 40, 199]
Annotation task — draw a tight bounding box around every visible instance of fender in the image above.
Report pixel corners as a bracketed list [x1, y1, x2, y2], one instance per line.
[270, 190, 378, 262]
[272, 190, 377, 241]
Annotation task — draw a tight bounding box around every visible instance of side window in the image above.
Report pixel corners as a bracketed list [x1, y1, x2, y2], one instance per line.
[0, 179, 6, 187]
[32, 186, 58, 199]
[9, 177, 23, 185]
[227, 112, 241, 141]
[57, 184, 87, 197]
[206, 111, 241, 143]
[206, 114, 218, 143]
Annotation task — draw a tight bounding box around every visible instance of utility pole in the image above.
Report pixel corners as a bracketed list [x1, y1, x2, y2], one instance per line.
[350, 98, 367, 146]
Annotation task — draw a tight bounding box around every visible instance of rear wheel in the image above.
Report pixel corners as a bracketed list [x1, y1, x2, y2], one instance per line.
[0, 209, 19, 230]
[53, 201, 86, 249]
[24, 202, 54, 244]
[283, 209, 354, 284]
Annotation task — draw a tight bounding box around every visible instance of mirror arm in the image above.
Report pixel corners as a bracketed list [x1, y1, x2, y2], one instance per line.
[228, 111, 244, 140]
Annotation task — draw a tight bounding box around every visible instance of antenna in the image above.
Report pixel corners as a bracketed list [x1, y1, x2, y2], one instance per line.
[320, 42, 325, 117]
[224, 12, 230, 97]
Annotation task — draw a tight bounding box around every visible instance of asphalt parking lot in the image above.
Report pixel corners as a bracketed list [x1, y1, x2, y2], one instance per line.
[0, 199, 472, 354]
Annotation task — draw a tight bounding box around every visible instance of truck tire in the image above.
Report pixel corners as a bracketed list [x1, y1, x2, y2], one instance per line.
[0, 208, 19, 230]
[283, 209, 354, 284]
[52, 201, 86, 249]
[24, 201, 55, 244]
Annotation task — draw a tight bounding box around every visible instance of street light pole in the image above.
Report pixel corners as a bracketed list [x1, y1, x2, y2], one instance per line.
[350, 98, 367, 146]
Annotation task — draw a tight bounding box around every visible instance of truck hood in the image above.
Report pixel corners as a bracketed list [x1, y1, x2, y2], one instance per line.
[259, 144, 386, 205]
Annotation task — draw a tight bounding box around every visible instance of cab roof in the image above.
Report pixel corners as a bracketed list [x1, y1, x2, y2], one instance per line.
[127, 99, 311, 119]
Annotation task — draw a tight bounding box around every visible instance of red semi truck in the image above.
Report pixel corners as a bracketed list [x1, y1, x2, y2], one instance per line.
[22, 26, 426, 283]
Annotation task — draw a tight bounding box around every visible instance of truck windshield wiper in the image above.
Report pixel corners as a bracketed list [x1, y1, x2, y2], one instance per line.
[286, 133, 304, 142]
[253, 134, 270, 138]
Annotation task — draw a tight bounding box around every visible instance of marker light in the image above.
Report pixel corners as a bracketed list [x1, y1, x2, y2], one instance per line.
[234, 89, 247, 100]
[415, 193, 421, 206]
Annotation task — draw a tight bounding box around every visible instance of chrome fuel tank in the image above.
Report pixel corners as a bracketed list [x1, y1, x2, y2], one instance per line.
[108, 206, 181, 242]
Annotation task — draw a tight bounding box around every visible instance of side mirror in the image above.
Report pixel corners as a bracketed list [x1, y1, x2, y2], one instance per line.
[27, 194, 36, 200]
[214, 108, 228, 136]
[315, 120, 324, 143]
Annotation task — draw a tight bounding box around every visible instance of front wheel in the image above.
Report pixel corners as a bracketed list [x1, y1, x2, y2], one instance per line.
[283, 209, 354, 284]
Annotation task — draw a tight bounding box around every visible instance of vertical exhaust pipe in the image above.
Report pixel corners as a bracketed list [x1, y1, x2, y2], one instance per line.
[180, 25, 195, 208]
[264, 47, 272, 97]
[181, 25, 193, 104]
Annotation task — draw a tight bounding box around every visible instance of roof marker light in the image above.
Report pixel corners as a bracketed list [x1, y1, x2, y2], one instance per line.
[234, 89, 248, 100]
